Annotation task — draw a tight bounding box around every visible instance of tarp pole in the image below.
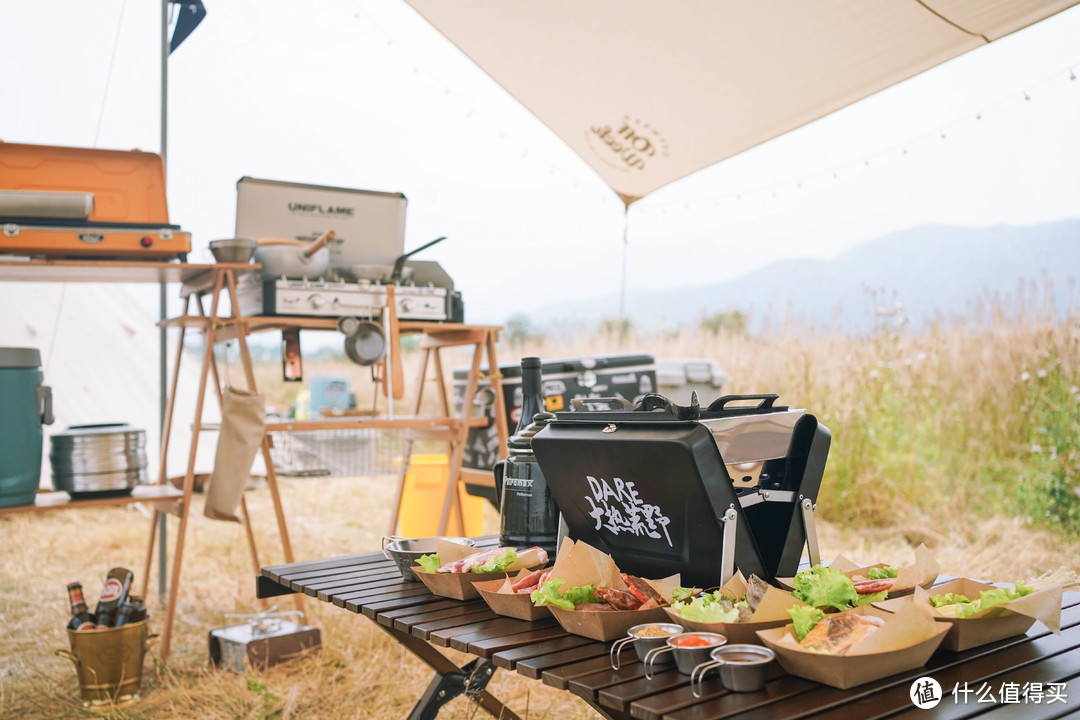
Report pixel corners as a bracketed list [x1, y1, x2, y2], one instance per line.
[158, 0, 169, 606]
[619, 208, 629, 329]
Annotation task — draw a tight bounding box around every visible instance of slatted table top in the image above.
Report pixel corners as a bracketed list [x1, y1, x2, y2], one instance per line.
[259, 539, 1079, 719]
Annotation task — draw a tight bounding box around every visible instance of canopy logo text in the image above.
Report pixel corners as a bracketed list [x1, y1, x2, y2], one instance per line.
[586, 115, 669, 174]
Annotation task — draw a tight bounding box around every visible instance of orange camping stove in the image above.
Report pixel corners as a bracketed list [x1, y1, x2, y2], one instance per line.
[0, 142, 192, 260]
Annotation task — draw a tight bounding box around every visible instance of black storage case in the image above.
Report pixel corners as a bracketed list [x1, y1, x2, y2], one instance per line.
[453, 354, 656, 502]
[531, 394, 830, 587]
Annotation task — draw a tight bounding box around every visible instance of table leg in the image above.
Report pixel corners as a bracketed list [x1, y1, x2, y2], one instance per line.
[371, 620, 521, 720]
[438, 336, 485, 535]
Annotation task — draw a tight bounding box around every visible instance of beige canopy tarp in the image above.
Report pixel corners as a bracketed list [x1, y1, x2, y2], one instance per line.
[404, 0, 1078, 206]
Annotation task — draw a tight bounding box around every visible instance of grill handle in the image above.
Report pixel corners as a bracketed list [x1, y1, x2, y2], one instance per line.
[706, 393, 781, 413]
[569, 397, 633, 412]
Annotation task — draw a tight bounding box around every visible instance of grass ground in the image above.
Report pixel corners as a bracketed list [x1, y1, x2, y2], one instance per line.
[3, 294, 1079, 718]
[1, 474, 1077, 720]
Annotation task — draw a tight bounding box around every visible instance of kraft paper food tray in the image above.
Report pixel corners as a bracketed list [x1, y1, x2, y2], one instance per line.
[475, 577, 552, 622]
[776, 544, 939, 597]
[411, 542, 547, 601]
[875, 579, 1062, 652]
[548, 604, 670, 642]
[756, 603, 950, 690]
[663, 571, 809, 645]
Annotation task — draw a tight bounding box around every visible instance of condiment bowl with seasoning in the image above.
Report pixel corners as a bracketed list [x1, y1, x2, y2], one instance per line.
[690, 643, 775, 696]
[609, 623, 683, 669]
[644, 632, 728, 677]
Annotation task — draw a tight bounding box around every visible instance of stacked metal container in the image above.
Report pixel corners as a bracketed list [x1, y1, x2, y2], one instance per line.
[49, 424, 148, 496]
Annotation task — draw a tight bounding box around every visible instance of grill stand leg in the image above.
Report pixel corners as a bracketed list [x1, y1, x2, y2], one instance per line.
[371, 621, 520, 720]
[408, 658, 497, 720]
[719, 506, 738, 586]
[800, 496, 821, 568]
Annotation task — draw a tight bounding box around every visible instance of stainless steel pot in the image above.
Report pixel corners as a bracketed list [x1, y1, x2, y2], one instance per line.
[254, 230, 334, 279]
[49, 423, 149, 496]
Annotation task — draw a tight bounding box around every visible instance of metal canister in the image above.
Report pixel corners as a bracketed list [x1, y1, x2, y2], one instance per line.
[493, 412, 560, 556]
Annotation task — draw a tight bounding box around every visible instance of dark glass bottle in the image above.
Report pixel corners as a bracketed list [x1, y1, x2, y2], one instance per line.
[515, 357, 545, 432]
[129, 595, 148, 623]
[93, 567, 134, 628]
[494, 357, 560, 556]
[113, 600, 140, 627]
[66, 582, 97, 631]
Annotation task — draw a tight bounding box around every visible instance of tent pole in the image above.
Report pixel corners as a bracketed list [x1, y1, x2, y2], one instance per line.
[619, 207, 629, 333]
[157, 0, 169, 606]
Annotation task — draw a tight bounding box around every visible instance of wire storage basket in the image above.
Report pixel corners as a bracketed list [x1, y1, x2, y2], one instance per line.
[267, 427, 406, 477]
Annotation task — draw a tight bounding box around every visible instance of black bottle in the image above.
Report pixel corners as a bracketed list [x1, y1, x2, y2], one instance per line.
[494, 357, 560, 556]
[515, 357, 545, 432]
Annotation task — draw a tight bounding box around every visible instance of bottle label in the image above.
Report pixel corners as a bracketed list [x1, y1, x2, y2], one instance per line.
[99, 578, 124, 602]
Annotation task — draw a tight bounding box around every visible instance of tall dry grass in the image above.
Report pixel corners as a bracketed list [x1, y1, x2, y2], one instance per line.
[3, 284, 1079, 718]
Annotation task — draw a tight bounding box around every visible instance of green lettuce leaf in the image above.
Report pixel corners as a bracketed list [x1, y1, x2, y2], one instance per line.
[867, 566, 898, 580]
[787, 606, 826, 642]
[853, 590, 888, 606]
[472, 548, 518, 573]
[530, 578, 601, 610]
[791, 565, 857, 611]
[953, 584, 1036, 618]
[417, 553, 441, 574]
[671, 596, 742, 624]
[671, 586, 698, 603]
[929, 592, 971, 608]
[1013, 582, 1036, 597]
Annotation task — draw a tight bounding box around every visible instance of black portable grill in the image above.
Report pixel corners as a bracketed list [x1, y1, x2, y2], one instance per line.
[530, 393, 830, 587]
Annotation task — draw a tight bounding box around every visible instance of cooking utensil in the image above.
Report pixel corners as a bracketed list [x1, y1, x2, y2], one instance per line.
[644, 632, 728, 678]
[253, 230, 334, 279]
[49, 423, 148, 497]
[381, 536, 477, 582]
[609, 623, 683, 669]
[343, 264, 414, 283]
[690, 644, 774, 695]
[339, 318, 386, 366]
[209, 237, 257, 264]
[390, 236, 446, 283]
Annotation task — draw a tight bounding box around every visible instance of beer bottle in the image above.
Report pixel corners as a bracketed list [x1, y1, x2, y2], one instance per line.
[129, 595, 148, 623]
[113, 600, 140, 627]
[66, 582, 97, 631]
[93, 567, 134, 628]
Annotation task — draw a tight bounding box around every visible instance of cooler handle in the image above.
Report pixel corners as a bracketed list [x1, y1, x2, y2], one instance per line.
[706, 393, 779, 413]
[37, 385, 53, 426]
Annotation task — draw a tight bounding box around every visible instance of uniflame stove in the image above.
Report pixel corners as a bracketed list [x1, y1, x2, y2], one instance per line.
[234, 260, 464, 323]
[531, 393, 830, 587]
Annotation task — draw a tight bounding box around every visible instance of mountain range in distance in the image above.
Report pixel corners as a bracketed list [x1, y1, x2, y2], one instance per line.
[525, 219, 1080, 335]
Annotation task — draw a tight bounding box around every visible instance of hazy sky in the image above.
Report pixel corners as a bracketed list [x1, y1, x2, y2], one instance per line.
[3, 0, 1079, 324]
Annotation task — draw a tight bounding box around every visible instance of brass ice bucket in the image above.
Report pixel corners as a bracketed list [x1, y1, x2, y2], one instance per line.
[56, 619, 155, 707]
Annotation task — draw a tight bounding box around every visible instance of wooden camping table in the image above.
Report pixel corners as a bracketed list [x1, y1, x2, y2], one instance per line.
[258, 536, 1080, 720]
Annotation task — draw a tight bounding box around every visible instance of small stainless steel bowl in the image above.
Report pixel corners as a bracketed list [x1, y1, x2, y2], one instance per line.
[691, 643, 775, 696]
[382, 536, 477, 582]
[610, 623, 683, 669]
[209, 237, 257, 264]
[645, 632, 728, 677]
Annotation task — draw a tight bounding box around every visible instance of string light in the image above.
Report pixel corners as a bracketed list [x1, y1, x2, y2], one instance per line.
[632, 59, 1078, 220]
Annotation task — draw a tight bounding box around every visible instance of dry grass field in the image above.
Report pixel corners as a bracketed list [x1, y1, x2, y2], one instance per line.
[3, 291, 1079, 718]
